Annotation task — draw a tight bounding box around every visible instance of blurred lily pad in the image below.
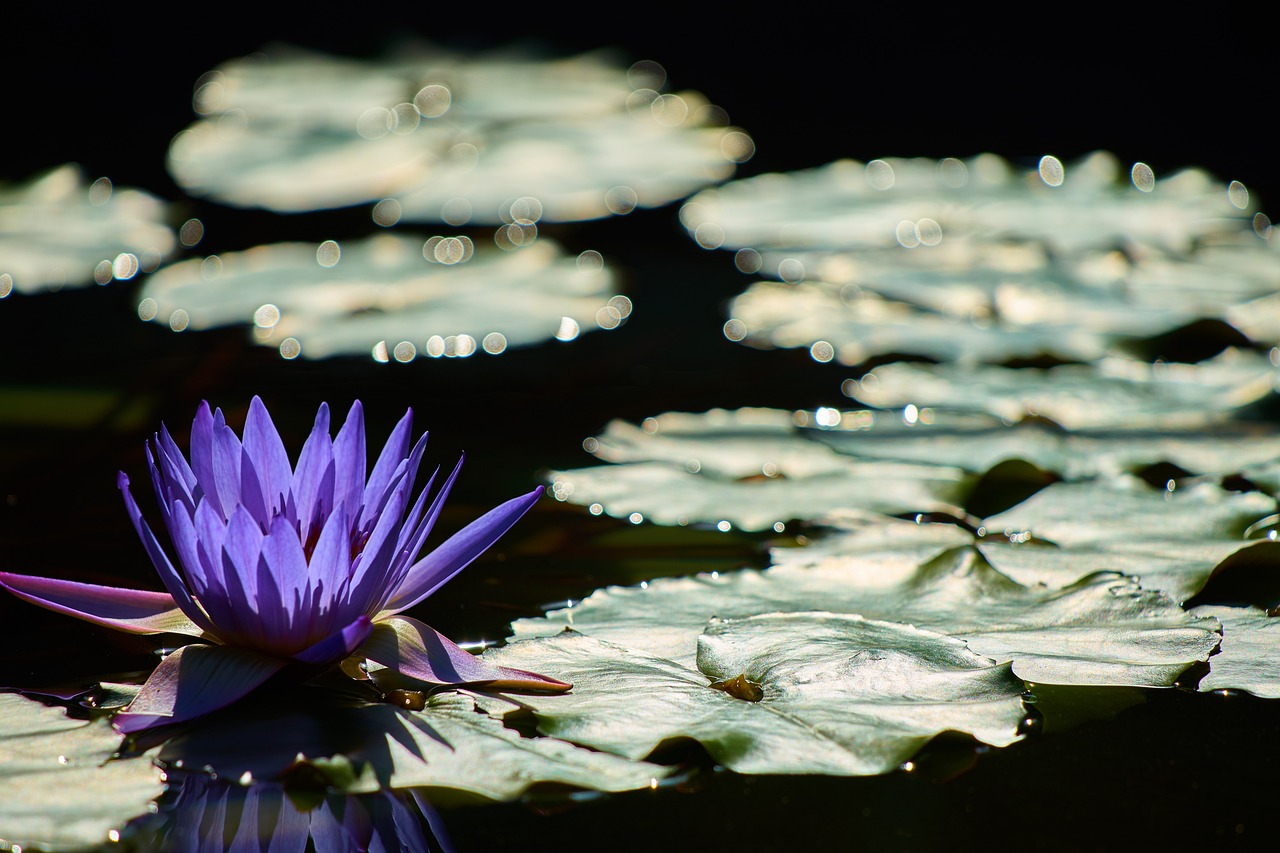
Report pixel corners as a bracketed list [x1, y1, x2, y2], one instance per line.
[682, 151, 1249, 257]
[1187, 606, 1280, 697]
[138, 234, 624, 360]
[982, 478, 1277, 601]
[170, 46, 747, 221]
[847, 348, 1278, 429]
[486, 616, 1027, 776]
[0, 165, 174, 295]
[0, 692, 164, 851]
[157, 692, 668, 801]
[512, 544, 1220, 687]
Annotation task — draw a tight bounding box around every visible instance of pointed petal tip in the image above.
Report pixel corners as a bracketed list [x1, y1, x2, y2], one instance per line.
[481, 668, 573, 694]
[117, 470, 130, 489]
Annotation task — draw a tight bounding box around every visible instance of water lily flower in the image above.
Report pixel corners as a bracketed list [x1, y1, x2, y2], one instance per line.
[0, 397, 568, 732]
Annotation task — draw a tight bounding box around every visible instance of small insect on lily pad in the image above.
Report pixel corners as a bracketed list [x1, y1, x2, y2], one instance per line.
[487, 614, 1028, 776]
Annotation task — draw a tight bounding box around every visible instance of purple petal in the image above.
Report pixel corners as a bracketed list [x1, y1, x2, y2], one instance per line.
[118, 473, 219, 636]
[243, 396, 293, 519]
[291, 615, 373, 666]
[113, 643, 286, 732]
[221, 506, 267, 646]
[345, 469, 410, 612]
[358, 616, 569, 691]
[379, 458, 460, 604]
[380, 487, 542, 616]
[238, 447, 271, 530]
[304, 499, 352, 634]
[332, 401, 367, 529]
[211, 419, 243, 523]
[260, 514, 311, 641]
[0, 571, 205, 636]
[291, 404, 334, 545]
[361, 409, 414, 531]
[189, 402, 223, 518]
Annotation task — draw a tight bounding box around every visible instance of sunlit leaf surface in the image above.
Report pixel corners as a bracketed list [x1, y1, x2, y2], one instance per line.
[169, 47, 748, 220]
[486, 617, 1027, 776]
[808, 414, 1280, 482]
[1188, 606, 1280, 698]
[137, 234, 624, 360]
[982, 478, 1277, 601]
[846, 349, 1278, 429]
[0, 165, 174, 295]
[0, 693, 164, 851]
[156, 693, 667, 801]
[512, 544, 1220, 687]
[682, 152, 1249, 257]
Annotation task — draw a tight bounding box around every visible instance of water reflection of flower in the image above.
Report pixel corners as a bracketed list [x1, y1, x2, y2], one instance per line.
[0, 397, 567, 731]
[149, 772, 453, 853]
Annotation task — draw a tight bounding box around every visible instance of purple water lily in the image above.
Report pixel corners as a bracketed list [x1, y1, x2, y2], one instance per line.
[0, 397, 568, 732]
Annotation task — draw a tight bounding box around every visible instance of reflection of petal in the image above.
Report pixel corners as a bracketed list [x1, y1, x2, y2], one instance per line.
[114, 643, 286, 732]
[0, 571, 203, 637]
[381, 487, 542, 614]
[360, 615, 569, 692]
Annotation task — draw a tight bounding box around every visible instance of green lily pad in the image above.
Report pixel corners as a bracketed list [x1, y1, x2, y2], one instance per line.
[157, 691, 667, 801]
[485, 616, 1027, 776]
[847, 348, 1278, 429]
[1187, 606, 1280, 697]
[681, 151, 1249, 257]
[170, 46, 746, 221]
[0, 164, 174, 295]
[0, 692, 164, 851]
[981, 478, 1277, 601]
[725, 280, 1113, 364]
[138, 234, 624, 360]
[809, 415, 1280, 482]
[512, 543, 1220, 687]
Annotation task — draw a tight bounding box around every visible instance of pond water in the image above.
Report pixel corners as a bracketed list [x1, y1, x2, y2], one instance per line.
[3, 12, 1280, 852]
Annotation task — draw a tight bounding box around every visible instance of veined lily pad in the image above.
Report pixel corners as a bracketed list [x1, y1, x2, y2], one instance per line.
[681, 151, 1249, 257]
[847, 349, 1278, 429]
[0, 165, 174, 295]
[982, 478, 1278, 601]
[512, 545, 1221, 687]
[486, 616, 1027, 776]
[157, 692, 668, 801]
[808, 414, 1280, 482]
[137, 234, 623, 360]
[0, 692, 164, 851]
[1188, 606, 1280, 698]
[170, 46, 747, 221]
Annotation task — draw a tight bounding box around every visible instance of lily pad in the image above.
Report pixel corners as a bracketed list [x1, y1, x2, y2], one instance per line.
[1188, 606, 1280, 698]
[847, 348, 1278, 429]
[725, 280, 1112, 365]
[809, 414, 1280, 482]
[157, 691, 667, 801]
[681, 151, 1249, 257]
[981, 478, 1278, 601]
[170, 46, 746, 221]
[511, 544, 1221, 687]
[485, 616, 1027, 776]
[137, 234, 624, 360]
[0, 165, 174, 295]
[0, 692, 164, 851]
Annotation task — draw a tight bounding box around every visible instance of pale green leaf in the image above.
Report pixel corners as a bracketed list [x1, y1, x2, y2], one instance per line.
[1189, 606, 1280, 697]
[486, 616, 1027, 776]
[0, 692, 164, 852]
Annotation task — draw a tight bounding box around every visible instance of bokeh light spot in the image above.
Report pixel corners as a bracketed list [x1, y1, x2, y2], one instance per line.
[316, 240, 341, 267]
[483, 332, 507, 354]
[577, 250, 604, 272]
[112, 253, 140, 281]
[88, 177, 112, 206]
[179, 218, 204, 247]
[372, 198, 402, 227]
[865, 160, 895, 190]
[441, 198, 473, 226]
[393, 341, 417, 362]
[605, 185, 639, 215]
[723, 319, 747, 341]
[169, 309, 190, 332]
[137, 297, 158, 320]
[1131, 162, 1156, 192]
[695, 222, 725, 249]
[279, 337, 301, 359]
[1039, 155, 1065, 187]
[810, 340, 835, 362]
[413, 84, 452, 118]
[734, 248, 762, 274]
[253, 304, 280, 328]
[720, 131, 755, 163]
[94, 260, 113, 285]
[1229, 180, 1250, 209]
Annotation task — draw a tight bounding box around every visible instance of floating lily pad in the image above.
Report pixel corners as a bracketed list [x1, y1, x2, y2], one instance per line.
[0, 692, 164, 851]
[157, 692, 667, 801]
[981, 478, 1278, 601]
[486, 616, 1027, 776]
[809, 414, 1280, 482]
[1188, 606, 1280, 697]
[847, 349, 1278, 429]
[0, 165, 174, 295]
[512, 544, 1220, 687]
[681, 152, 1249, 257]
[138, 234, 623, 360]
[170, 46, 746, 221]
[726, 280, 1112, 365]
